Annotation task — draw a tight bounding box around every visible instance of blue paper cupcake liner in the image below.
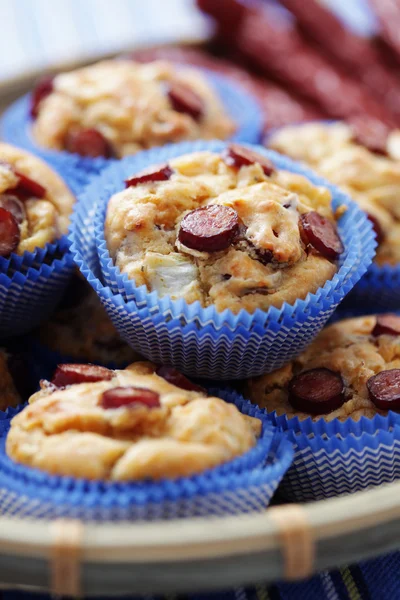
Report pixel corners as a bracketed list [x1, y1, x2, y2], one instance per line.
[266, 120, 400, 316]
[0, 391, 293, 521]
[70, 139, 375, 379]
[265, 409, 400, 501]
[1, 70, 262, 184]
[0, 235, 74, 338]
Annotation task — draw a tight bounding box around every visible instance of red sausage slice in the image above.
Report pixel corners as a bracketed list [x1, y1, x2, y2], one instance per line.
[30, 75, 54, 119]
[222, 144, 275, 176]
[65, 128, 114, 158]
[178, 205, 239, 252]
[288, 367, 345, 414]
[167, 82, 204, 121]
[125, 164, 173, 187]
[372, 314, 400, 337]
[0, 207, 20, 257]
[156, 365, 206, 393]
[348, 115, 389, 155]
[367, 369, 400, 410]
[300, 211, 344, 260]
[367, 213, 384, 246]
[0, 195, 25, 224]
[51, 364, 114, 387]
[101, 386, 160, 409]
[13, 170, 47, 199]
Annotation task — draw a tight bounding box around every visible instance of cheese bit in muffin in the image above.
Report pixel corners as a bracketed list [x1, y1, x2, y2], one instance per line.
[7, 361, 261, 480]
[0, 143, 74, 256]
[105, 147, 343, 314]
[269, 122, 400, 266]
[31, 60, 236, 158]
[246, 314, 400, 422]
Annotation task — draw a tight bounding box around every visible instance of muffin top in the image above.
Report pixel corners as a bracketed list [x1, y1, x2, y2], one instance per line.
[0, 143, 75, 256]
[105, 146, 343, 314]
[6, 361, 260, 481]
[31, 60, 236, 159]
[246, 314, 400, 422]
[38, 276, 141, 366]
[269, 122, 400, 266]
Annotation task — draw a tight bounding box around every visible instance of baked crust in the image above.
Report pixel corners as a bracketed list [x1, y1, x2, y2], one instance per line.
[7, 361, 260, 481]
[246, 315, 400, 422]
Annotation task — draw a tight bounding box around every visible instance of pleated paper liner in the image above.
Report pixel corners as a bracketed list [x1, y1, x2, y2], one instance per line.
[1, 69, 263, 183]
[266, 409, 400, 502]
[70, 139, 375, 379]
[0, 235, 74, 337]
[0, 391, 294, 521]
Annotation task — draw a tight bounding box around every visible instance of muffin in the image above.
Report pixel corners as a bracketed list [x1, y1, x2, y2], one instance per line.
[0, 143, 75, 256]
[31, 60, 236, 159]
[268, 122, 400, 266]
[246, 314, 400, 422]
[6, 361, 261, 481]
[104, 145, 344, 314]
[37, 275, 141, 367]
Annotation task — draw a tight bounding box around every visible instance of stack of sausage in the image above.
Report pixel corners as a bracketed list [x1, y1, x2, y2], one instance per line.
[133, 0, 400, 146]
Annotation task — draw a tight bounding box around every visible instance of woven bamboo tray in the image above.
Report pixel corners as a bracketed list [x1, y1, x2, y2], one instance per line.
[1, 48, 399, 597]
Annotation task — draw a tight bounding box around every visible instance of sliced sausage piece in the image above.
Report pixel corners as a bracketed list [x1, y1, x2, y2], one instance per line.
[0, 195, 25, 224]
[300, 211, 344, 260]
[0, 207, 20, 257]
[178, 204, 239, 252]
[51, 364, 114, 387]
[13, 170, 47, 199]
[348, 115, 390, 155]
[288, 367, 345, 414]
[65, 128, 115, 158]
[101, 386, 160, 409]
[222, 144, 275, 175]
[156, 365, 205, 393]
[372, 314, 400, 337]
[30, 75, 54, 119]
[167, 82, 204, 121]
[367, 368, 400, 410]
[125, 164, 173, 188]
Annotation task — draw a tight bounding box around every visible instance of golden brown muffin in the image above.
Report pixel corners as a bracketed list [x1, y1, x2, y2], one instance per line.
[32, 60, 236, 158]
[105, 147, 343, 314]
[0, 143, 75, 255]
[269, 122, 400, 266]
[246, 314, 400, 422]
[38, 276, 140, 366]
[7, 361, 261, 481]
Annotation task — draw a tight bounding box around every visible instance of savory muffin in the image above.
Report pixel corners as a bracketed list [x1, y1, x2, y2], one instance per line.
[31, 60, 236, 159]
[105, 146, 343, 314]
[246, 314, 400, 422]
[37, 276, 140, 366]
[0, 143, 74, 256]
[7, 361, 261, 480]
[269, 122, 400, 266]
